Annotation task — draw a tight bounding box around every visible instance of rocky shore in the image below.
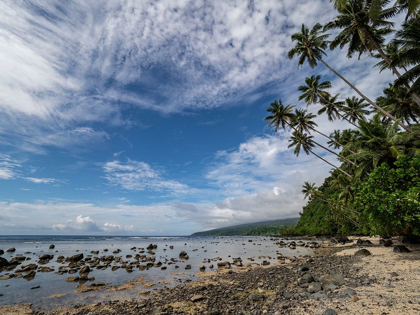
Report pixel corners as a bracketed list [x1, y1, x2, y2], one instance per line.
[1, 237, 419, 315]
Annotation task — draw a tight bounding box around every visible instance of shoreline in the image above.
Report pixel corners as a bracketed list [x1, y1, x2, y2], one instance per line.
[1, 237, 419, 314]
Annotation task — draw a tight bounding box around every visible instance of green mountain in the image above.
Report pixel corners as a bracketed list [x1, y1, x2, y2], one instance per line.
[191, 217, 299, 236]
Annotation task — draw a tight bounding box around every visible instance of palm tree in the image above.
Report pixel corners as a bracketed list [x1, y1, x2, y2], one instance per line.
[328, 130, 343, 149]
[298, 75, 332, 105]
[342, 97, 371, 123]
[263, 99, 296, 132]
[288, 131, 352, 177]
[302, 182, 318, 200]
[288, 23, 413, 132]
[292, 109, 357, 164]
[377, 84, 420, 124]
[392, 18, 420, 95]
[348, 114, 416, 178]
[318, 93, 359, 128]
[324, 0, 420, 106]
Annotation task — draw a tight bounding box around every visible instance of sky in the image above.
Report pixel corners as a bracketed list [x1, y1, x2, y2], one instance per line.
[0, 0, 396, 235]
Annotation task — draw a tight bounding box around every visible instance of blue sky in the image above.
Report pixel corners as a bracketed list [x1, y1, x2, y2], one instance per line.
[0, 0, 396, 235]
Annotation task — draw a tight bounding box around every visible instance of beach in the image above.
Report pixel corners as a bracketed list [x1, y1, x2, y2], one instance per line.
[1, 236, 419, 314]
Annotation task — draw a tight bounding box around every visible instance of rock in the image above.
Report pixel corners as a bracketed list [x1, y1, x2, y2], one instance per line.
[91, 251, 99, 255]
[326, 283, 337, 291]
[185, 264, 191, 270]
[179, 251, 189, 259]
[298, 273, 314, 287]
[0, 257, 9, 267]
[343, 288, 356, 296]
[323, 309, 337, 315]
[248, 294, 260, 302]
[39, 254, 54, 260]
[334, 235, 349, 243]
[199, 265, 206, 271]
[191, 295, 204, 302]
[66, 253, 84, 262]
[354, 249, 371, 257]
[6, 248, 16, 253]
[217, 261, 231, 269]
[356, 239, 372, 245]
[351, 295, 360, 302]
[393, 245, 411, 253]
[91, 282, 105, 287]
[23, 271, 36, 280]
[65, 276, 79, 282]
[31, 285, 40, 289]
[0, 274, 14, 280]
[383, 239, 393, 247]
[262, 260, 270, 266]
[79, 266, 90, 274]
[307, 282, 322, 293]
[0, 249, 4, 255]
[20, 264, 37, 271]
[49, 244, 55, 249]
[320, 273, 345, 285]
[310, 292, 328, 299]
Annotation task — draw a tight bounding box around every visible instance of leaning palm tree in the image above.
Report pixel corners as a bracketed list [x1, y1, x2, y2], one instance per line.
[328, 130, 343, 149]
[318, 93, 360, 128]
[288, 23, 413, 132]
[341, 97, 372, 123]
[292, 109, 356, 164]
[302, 182, 318, 201]
[263, 99, 296, 132]
[392, 18, 420, 94]
[288, 131, 352, 177]
[298, 75, 332, 105]
[324, 0, 420, 105]
[377, 84, 420, 124]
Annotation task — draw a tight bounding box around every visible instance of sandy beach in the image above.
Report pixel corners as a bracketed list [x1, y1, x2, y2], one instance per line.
[1, 236, 418, 314]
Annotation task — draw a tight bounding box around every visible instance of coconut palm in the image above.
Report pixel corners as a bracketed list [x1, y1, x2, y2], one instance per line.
[328, 130, 343, 149]
[292, 109, 357, 164]
[298, 75, 332, 105]
[324, 0, 420, 105]
[341, 97, 371, 123]
[302, 182, 318, 200]
[263, 99, 296, 132]
[377, 84, 420, 124]
[288, 23, 413, 132]
[288, 131, 352, 177]
[392, 18, 420, 94]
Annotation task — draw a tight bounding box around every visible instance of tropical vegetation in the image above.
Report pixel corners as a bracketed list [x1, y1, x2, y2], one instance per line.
[266, 0, 420, 237]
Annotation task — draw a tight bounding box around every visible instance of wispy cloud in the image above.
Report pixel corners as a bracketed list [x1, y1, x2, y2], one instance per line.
[24, 177, 65, 185]
[0, 154, 21, 180]
[103, 159, 190, 194]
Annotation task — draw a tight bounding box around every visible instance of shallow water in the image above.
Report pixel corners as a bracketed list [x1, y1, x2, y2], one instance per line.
[0, 235, 313, 311]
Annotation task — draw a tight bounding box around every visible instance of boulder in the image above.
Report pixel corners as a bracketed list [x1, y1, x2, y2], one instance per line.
[354, 249, 371, 257]
[79, 266, 91, 274]
[356, 239, 373, 245]
[307, 282, 322, 293]
[320, 273, 345, 285]
[298, 273, 314, 287]
[39, 254, 54, 260]
[383, 239, 393, 247]
[179, 251, 189, 259]
[49, 244, 55, 249]
[23, 271, 36, 280]
[323, 309, 337, 315]
[333, 235, 349, 243]
[66, 253, 84, 262]
[0, 257, 9, 267]
[393, 245, 411, 253]
[6, 248, 16, 253]
[0, 249, 4, 255]
[217, 261, 231, 269]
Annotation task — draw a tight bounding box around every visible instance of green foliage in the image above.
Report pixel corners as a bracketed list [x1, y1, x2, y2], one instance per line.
[353, 155, 420, 236]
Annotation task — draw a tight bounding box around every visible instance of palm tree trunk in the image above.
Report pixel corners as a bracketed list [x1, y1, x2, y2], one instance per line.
[311, 128, 357, 155]
[311, 136, 356, 166]
[309, 149, 352, 178]
[367, 34, 420, 107]
[321, 197, 361, 227]
[317, 57, 413, 133]
[336, 111, 359, 128]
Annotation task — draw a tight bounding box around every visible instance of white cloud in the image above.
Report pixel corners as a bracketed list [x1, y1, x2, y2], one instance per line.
[0, 154, 21, 180]
[52, 215, 133, 233]
[103, 159, 190, 194]
[24, 177, 64, 185]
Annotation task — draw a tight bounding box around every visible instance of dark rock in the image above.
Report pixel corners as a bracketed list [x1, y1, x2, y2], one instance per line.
[334, 235, 349, 243]
[23, 271, 36, 280]
[356, 239, 373, 245]
[6, 248, 16, 253]
[323, 309, 337, 315]
[66, 253, 84, 262]
[31, 285, 40, 289]
[65, 276, 79, 282]
[191, 295, 204, 302]
[393, 245, 411, 253]
[80, 266, 91, 274]
[249, 294, 260, 302]
[354, 249, 371, 257]
[217, 261, 231, 269]
[39, 254, 54, 260]
[49, 244, 55, 249]
[343, 288, 356, 296]
[298, 273, 314, 287]
[0, 257, 9, 267]
[383, 239, 393, 247]
[0, 249, 4, 255]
